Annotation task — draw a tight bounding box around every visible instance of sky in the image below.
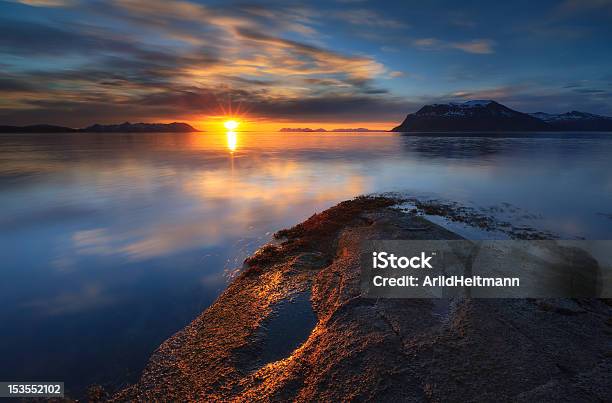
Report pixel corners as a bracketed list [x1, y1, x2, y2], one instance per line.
[1, 0, 612, 130]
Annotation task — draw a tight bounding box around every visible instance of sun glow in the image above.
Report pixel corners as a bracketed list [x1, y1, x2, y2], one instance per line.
[224, 120, 239, 130]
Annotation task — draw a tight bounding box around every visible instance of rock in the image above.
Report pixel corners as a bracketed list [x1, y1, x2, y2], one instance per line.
[113, 196, 612, 401]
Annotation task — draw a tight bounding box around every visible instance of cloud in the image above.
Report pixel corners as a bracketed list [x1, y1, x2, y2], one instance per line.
[451, 39, 495, 54]
[412, 38, 439, 47]
[450, 18, 476, 28]
[333, 9, 407, 29]
[23, 284, 114, 316]
[0, 75, 35, 91]
[0, 82, 410, 126]
[0, 19, 93, 55]
[413, 37, 495, 54]
[2, 0, 611, 130]
[8, 0, 75, 6]
[107, 0, 320, 43]
[0, 0, 401, 125]
[557, 0, 612, 14]
[234, 28, 385, 82]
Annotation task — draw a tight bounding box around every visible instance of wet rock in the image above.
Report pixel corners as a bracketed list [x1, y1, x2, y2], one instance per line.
[113, 196, 611, 402]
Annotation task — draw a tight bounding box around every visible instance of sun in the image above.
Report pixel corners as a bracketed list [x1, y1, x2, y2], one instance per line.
[224, 120, 239, 130]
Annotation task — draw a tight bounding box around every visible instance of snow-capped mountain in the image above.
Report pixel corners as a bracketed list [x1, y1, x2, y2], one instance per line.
[392, 100, 551, 132]
[529, 111, 612, 131]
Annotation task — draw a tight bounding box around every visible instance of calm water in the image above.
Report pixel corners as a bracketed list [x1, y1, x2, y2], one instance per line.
[1, 131, 611, 396]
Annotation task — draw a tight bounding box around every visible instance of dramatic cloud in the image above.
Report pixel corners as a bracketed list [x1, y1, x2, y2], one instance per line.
[1, 0, 611, 125]
[0, 0, 399, 126]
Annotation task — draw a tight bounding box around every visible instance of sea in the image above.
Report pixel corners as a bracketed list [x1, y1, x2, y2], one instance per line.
[1, 131, 611, 396]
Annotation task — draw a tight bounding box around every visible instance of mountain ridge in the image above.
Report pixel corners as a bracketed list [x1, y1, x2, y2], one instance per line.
[392, 100, 612, 132]
[392, 100, 550, 132]
[528, 111, 612, 131]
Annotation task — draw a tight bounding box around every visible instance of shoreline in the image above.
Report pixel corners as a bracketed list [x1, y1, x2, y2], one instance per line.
[112, 196, 611, 401]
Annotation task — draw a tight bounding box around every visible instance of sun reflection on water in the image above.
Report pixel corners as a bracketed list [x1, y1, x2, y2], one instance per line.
[226, 131, 237, 152]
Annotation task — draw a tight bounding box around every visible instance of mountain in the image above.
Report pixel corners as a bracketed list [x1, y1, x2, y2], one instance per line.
[392, 100, 552, 132]
[529, 111, 612, 131]
[0, 124, 76, 133]
[82, 122, 197, 132]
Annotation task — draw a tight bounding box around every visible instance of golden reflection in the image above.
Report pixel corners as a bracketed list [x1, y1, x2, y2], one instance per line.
[184, 131, 394, 153]
[59, 134, 389, 261]
[226, 131, 237, 152]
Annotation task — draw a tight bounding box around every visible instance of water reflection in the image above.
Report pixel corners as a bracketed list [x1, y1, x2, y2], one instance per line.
[226, 131, 237, 153]
[0, 131, 611, 397]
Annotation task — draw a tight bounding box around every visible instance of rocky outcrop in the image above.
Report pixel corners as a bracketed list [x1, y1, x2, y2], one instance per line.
[113, 196, 612, 402]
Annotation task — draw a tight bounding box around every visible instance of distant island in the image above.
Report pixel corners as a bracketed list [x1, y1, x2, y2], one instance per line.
[280, 128, 379, 132]
[0, 122, 198, 133]
[280, 128, 328, 132]
[0, 124, 77, 133]
[391, 100, 612, 132]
